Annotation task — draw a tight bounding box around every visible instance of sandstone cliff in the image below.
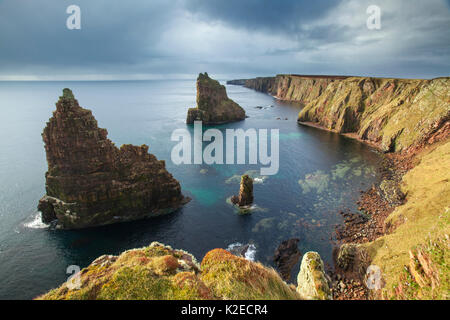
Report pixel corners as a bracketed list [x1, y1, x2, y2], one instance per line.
[38, 89, 187, 229]
[187, 73, 246, 124]
[229, 75, 349, 102]
[298, 77, 450, 152]
[37, 242, 301, 300]
[243, 77, 277, 95]
[229, 74, 449, 152]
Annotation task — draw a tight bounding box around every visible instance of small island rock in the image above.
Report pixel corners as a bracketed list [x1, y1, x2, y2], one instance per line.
[186, 73, 246, 124]
[231, 174, 254, 207]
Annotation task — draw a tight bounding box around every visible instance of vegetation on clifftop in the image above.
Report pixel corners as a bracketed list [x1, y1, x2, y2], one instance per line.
[365, 140, 450, 299]
[37, 242, 300, 300]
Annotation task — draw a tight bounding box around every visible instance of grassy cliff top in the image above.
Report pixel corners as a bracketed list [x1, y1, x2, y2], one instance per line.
[365, 140, 450, 299]
[37, 242, 300, 300]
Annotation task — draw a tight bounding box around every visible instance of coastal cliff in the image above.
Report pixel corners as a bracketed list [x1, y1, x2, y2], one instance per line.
[38, 89, 187, 229]
[187, 73, 246, 124]
[229, 74, 449, 152]
[229, 73, 449, 299]
[298, 77, 449, 152]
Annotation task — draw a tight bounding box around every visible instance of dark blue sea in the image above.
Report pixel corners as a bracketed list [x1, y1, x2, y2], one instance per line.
[0, 80, 382, 299]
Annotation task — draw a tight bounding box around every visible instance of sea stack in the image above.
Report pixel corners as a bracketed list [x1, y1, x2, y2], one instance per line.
[38, 89, 188, 229]
[186, 73, 246, 124]
[231, 175, 254, 207]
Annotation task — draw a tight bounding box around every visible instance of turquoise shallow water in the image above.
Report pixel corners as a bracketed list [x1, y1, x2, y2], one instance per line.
[0, 80, 382, 299]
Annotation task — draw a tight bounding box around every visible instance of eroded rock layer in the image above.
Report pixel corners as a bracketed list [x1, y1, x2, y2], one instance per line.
[187, 73, 246, 124]
[38, 89, 187, 229]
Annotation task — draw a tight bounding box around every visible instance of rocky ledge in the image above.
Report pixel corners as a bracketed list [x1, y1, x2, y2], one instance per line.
[187, 73, 246, 124]
[38, 89, 188, 229]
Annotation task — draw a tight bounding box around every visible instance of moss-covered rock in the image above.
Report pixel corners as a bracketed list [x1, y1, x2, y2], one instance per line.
[187, 73, 246, 124]
[296, 252, 332, 300]
[378, 179, 405, 206]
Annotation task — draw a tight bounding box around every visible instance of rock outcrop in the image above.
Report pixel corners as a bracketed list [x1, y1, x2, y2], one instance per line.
[296, 251, 332, 300]
[273, 238, 301, 281]
[38, 89, 187, 229]
[37, 242, 301, 300]
[187, 73, 246, 124]
[231, 174, 254, 207]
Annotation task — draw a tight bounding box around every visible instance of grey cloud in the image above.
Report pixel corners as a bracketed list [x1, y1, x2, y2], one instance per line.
[0, 0, 448, 79]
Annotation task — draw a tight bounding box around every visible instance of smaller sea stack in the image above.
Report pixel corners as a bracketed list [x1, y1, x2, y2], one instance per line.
[186, 73, 246, 124]
[231, 175, 254, 207]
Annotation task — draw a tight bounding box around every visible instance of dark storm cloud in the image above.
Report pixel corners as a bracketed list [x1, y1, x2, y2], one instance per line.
[0, 0, 178, 75]
[0, 0, 449, 79]
[183, 0, 338, 33]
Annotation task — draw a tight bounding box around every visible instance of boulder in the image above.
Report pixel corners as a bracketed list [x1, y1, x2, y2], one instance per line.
[296, 251, 332, 300]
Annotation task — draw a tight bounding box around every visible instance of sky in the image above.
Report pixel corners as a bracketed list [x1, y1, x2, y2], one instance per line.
[0, 0, 449, 80]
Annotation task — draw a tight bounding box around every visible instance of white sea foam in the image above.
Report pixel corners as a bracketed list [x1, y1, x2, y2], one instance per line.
[226, 242, 257, 262]
[23, 212, 49, 229]
[253, 178, 264, 184]
[244, 244, 257, 261]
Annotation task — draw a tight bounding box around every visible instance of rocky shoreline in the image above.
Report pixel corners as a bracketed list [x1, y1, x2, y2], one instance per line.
[329, 125, 449, 299]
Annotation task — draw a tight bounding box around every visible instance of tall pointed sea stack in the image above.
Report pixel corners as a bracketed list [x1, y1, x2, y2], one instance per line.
[38, 89, 187, 229]
[231, 174, 254, 207]
[186, 73, 246, 124]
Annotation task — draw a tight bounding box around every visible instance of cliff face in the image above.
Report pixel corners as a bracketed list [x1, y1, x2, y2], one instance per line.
[298, 77, 450, 152]
[187, 73, 246, 124]
[229, 74, 449, 152]
[38, 89, 187, 229]
[229, 75, 349, 103]
[37, 242, 301, 300]
[274, 75, 347, 103]
[243, 77, 277, 95]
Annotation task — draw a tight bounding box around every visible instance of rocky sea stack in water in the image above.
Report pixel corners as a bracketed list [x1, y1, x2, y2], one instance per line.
[231, 174, 254, 207]
[186, 73, 246, 124]
[38, 89, 188, 229]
